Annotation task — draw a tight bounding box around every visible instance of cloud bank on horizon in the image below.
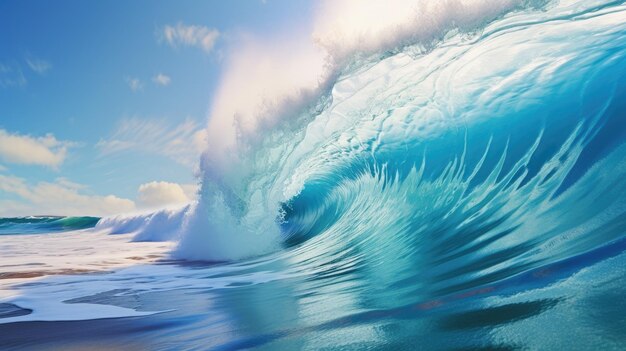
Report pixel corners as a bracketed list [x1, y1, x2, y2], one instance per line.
[0, 172, 197, 217]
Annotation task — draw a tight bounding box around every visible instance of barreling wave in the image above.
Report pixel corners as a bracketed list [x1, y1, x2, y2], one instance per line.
[103, 0, 626, 277]
[0, 216, 100, 235]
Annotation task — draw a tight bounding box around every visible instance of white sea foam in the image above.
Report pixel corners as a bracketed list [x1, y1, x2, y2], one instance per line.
[0, 236, 290, 324]
[0, 229, 174, 323]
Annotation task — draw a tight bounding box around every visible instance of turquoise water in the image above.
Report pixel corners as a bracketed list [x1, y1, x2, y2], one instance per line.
[0, 216, 100, 235]
[2, 0, 626, 349]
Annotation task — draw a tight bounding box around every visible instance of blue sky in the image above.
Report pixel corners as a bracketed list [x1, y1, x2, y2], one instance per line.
[0, 0, 314, 216]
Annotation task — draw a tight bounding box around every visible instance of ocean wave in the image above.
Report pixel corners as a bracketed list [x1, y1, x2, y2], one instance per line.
[0, 216, 100, 235]
[93, 0, 626, 268]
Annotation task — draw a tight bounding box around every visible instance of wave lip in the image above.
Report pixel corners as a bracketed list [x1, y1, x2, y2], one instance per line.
[2, 2, 626, 349]
[169, 0, 626, 263]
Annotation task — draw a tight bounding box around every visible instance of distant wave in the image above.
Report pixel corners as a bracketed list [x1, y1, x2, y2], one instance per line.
[0, 216, 100, 235]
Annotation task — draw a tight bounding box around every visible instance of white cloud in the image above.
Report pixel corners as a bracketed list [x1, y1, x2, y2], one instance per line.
[137, 181, 196, 209]
[0, 129, 74, 168]
[26, 58, 52, 74]
[162, 23, 220, 53]
[0, 174, 136, 217]
[0, 63, 27, 88]
[125, 77, 143, 92]
[97, 117, 207, 167]
[152, 73, 171, 86]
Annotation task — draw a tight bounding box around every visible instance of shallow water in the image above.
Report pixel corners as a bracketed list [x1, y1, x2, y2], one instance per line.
[1, 231, 625, 350]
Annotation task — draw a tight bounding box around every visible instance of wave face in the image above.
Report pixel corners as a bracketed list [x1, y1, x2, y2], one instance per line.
[175, 0, 626, 264]
[0, 216, 100, 235]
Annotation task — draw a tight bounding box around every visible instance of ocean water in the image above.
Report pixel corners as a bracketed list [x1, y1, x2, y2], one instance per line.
[0, 217, 100, 236]
[2, 0, 626, 350]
